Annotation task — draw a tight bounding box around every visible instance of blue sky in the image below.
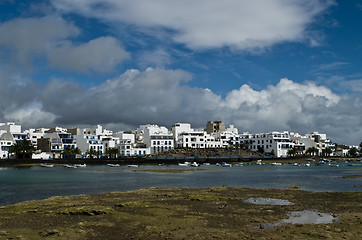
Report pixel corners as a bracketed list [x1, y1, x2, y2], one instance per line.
[0, 0, 361, 145]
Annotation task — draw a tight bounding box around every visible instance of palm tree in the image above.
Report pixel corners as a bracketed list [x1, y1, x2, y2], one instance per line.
[348, 147, 358, 157]
[72, 147, 81, 158]
[105, 148, 120, 158]
[86, 148, 97, 159]
[305, 147, 318, 156]
[62, 146, 82, 159]
[8, 140, 36, 159]
[62, 146, 73, 159]
[322, 148, 333, 156]
[287, 148, 297, 157]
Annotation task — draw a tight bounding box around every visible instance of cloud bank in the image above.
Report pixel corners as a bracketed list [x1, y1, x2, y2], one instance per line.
[0, 17, 129, 73]
[1, 67, 359, 145]
[52, 0, 336, 50]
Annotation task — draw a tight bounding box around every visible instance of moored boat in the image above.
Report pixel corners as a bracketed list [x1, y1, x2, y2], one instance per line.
[41, 163, 54, 168]
[127, 165, 139, 167]
[107, 164, 120, 167]
[63, 164, 77, 168]
[178, 162, 190, 166]
[190, 162, 199, 167]
[74, 164, 86, 167]
[221, 162, 232, 167]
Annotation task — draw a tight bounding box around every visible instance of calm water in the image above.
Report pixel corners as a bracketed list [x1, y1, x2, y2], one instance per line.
[0, 162, 361, 206]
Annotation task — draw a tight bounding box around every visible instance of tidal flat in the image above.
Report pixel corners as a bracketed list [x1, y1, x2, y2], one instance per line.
[0, 187, 361, 240]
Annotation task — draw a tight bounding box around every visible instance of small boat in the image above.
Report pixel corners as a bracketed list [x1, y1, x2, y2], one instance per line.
[203, 163, 211, 165]
[107, 164, 120, 167]
[190, 162, 199, 167]
[41, 163, 54, 168]
[221, 162, 232, 167]
[74, 164, 86, 167]
[178, 162, 190, 166]
[63, 164, 77, 168]
[271, 162, 282, 166]
[305, 163, 311, 167]
[127, 165, 139, 167]
[328, 164, 339, 167]
[292, 162, 298, 166]
[256, 160, 263, 165]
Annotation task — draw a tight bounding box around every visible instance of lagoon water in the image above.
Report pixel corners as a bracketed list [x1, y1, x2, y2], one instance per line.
[0, 162, 361, 206]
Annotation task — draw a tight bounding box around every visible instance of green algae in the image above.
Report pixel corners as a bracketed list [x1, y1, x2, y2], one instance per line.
[0, 187, 361, 240]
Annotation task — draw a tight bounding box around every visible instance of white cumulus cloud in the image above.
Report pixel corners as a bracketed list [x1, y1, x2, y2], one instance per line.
[48, 36, 130, 73]
[35, 68, 361, 145]
[51, 0, 336, 50]
[0, 17, 129, 73]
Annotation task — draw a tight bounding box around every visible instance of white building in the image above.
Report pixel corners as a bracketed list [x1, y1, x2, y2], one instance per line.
[140, 125, 174, 154]
[241, 131, 296, 157]
[74, 133, 103, 156]
[177, 131, 209, 148]
[0, 132, 14, 159]
[290, 132, 334, 156]
[83, 125, 113, 136]
[25, 128, 49, 147]
[114, 131, 135, 145]
[212, 125, 239, 148]
[172, 123, 222, 149]
[0, 122, 21, 133]
[172, 123, 194, 143]
[39, 131, 77, 158]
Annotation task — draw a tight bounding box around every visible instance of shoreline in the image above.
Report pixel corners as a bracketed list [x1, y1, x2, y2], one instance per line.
[0, 155, 358, 167]
[0, 186, 361, 239]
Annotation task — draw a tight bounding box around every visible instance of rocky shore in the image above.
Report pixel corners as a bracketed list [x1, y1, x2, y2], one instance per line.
[0, 187, 361, 239]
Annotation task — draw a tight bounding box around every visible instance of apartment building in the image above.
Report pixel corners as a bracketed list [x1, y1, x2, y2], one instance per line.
[241, 131, 297, 157]
[140, 124, 174, 154]
[0, 132, 13, 158]
[205, 121, 225, 134]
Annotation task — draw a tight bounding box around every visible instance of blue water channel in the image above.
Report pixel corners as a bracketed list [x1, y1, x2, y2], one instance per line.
[0, 162, 361, 206]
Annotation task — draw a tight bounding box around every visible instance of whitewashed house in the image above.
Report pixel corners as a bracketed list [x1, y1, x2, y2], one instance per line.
[140, 124, 174, 154]
[212, 125, 239, 148]
[0, 132, 13, 159]
[241, 131, 296, 157]
[290, 132, 334, 155]
[74, 133, 103, 156]
[25, 128, 49, 147]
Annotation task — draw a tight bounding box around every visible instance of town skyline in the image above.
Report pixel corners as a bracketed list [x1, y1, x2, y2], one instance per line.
[2, 121, 349, 160]
[0, 1, 361, 146]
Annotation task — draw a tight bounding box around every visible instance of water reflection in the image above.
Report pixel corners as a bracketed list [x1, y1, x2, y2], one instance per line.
[244, 197, 294, 205]
[261, 210, 339, 228]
